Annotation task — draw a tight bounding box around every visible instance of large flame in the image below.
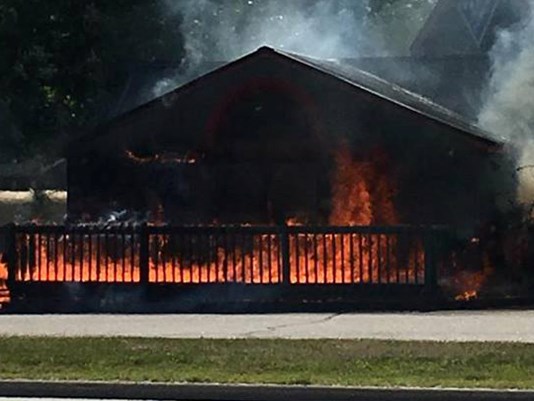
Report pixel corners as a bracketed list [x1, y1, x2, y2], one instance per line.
[0, 143, 502, 307]
[13, 230, 425, 285]
[318, 145, 420, 284]
[330, 146, 397, 226]
[6, 144, 426, 288]
[0, 255, 9, 305]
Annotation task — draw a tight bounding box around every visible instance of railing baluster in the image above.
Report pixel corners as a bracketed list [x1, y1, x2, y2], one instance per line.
[205, 233, 210, 284]
[332, 234, 337, 284]
[377, 234, 382, 284]
[113, 229, 118, 282]
[70, 231, 75, 282]
[259, 234, 263, 284]
[386, 235, 391, 284]
[171, 233, 177, 284]
[187, 232, 193, 284]
[248, 233, 254, 284]
[80, 233, 85, 282]
[295, 234, 300, 284]
[121, 230, 125, 283]
[222, 231, 228, 282]
[313, 233, 318, 284]
[88, 229, 93, 282]
[139, 224, 149, 285]
[424, 229, 437, 291]
[340, 233, 345, 284]
[105, 232, 110, 282]
[36, 233, 41, 281]
[46, 233, 50, 281]
[267, 233, 272, 283]
[359, 234, 364, 283]
[368, 234, 373, 284]
[280, 226, 290, 285]
[5, 224, 18, 286]
[62, 232, 67, 281]
[232, 231, 237, 282]
[413, 235, 419, 284]
[179, 233, 184, 284]
[322, 233, 327, 283]
[130, 226, 135, 282]
[349, 234, 354, 284]
[161, 234, 165, 284]
[396, 234, 400, 284]
[243, 232, 247, 283]
[405, 234, 409, 284]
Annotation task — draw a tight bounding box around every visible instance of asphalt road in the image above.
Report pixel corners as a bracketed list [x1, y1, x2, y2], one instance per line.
[1, 311, 534, 341]
[1, 382, 534, 401]
[0, 399, 128, 401]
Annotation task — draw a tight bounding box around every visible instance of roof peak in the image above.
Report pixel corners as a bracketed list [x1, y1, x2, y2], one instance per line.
[255, 45, 276, 54]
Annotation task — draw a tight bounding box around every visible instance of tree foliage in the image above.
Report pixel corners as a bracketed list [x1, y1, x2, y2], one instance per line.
[0, 0, 184, 160]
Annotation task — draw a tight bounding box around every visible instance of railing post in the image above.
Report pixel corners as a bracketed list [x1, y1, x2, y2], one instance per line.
[5, 223, 18, 287]
[139, 223, 149, 285]
[423, 227, 437, 292]
[280, 224, 291, 285]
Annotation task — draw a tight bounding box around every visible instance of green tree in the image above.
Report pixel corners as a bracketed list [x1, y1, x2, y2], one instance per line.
[0, 0, 184, 160]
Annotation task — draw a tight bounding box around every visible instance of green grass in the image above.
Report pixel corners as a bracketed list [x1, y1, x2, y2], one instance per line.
[1, 337, 534, 389]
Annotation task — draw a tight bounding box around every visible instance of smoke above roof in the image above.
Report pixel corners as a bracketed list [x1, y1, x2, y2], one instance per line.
[174, 0, 374, 63]
[152, 0, 438, 96]
[478, 0, 534, 204]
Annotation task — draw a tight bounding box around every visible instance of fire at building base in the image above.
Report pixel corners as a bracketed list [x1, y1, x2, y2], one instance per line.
[0, 46, 531, 312]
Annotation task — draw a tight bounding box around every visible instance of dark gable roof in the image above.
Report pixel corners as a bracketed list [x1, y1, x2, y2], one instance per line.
[346, 55, 491, 121]
[273, 48, 502, 147]
[76, 46, 503, 149]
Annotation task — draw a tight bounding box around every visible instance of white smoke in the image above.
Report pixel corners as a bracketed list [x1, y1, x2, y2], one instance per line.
[180, 0, 374, 60]
[153, 0, 381, 96]
[152, 0, 440, 97]
[478, 2, 534, 205]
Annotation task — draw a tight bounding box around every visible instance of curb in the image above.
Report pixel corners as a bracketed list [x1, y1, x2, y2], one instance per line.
[1, 381, 534, 400]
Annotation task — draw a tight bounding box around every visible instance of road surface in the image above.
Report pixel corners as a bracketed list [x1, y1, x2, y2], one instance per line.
[0, 311, 534, 341]
[1, 382, 534, 401]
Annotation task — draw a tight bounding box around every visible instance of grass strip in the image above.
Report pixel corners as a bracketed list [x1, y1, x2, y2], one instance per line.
[0, 337, 533, 389]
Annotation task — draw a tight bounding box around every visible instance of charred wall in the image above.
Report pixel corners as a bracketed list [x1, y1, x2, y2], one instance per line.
[68, 53, 516, 231]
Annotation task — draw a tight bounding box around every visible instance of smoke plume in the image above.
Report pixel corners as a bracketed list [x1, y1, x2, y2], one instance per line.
[154, 0, 379, 95]
[478, 1, 534, 205]
[153, 0, 440, 97]
[176, 0, 374, 59]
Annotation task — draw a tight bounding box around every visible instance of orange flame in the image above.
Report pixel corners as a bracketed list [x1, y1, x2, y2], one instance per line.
[13, 230, 425, 285]
[0, 255, 9, 305]
[2, 142, 432, 295]
[10, 144, 425, 286]
[330, 145, 397, 226]
[315, 145, 421, 284]
[446, 250, 492, 302]
[455, 289, 478, 302]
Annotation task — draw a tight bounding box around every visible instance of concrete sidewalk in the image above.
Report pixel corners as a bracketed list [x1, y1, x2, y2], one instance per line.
[0, 311, 534, 342]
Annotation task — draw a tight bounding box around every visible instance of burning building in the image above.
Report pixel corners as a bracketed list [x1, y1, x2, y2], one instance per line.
[1, 0, 531, 312]
[0, 46, 520, 312]
[68, 47, 513, 229]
